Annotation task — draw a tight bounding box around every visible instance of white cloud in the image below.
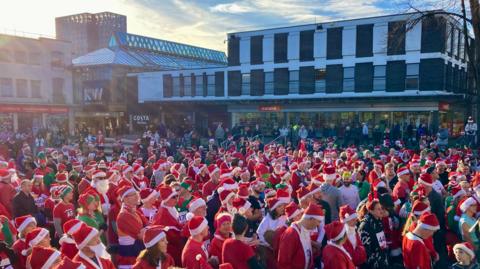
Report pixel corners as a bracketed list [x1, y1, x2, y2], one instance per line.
[210, 2, 255, 13]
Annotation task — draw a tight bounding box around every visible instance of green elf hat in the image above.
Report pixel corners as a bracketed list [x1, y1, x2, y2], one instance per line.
[180, 180, 194, 192]
[59, 185, 73, 199]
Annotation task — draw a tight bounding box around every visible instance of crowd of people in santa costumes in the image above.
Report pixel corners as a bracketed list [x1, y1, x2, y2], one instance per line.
[2, 136, 480, 269]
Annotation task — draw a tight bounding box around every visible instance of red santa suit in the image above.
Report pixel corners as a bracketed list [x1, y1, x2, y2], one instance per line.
[152, 205, 185, 266]
[208, 232, 229, 263]
[277, 222, 313, 269]
[132, 175, 150, 190]
[12, 238, 27, 269]
[59, 236, 78, 259]
[402, 232, 432, 269]
[291, 170, 309, 198]
[132, 254, 175, 269]
[322, 241, 355, 269]
[116, 204, 147, 268]
[343, 228, 367, 267]
[182, 237, 213, 269]
[73, 251, 115, 269]
[53, 201, 76, 231]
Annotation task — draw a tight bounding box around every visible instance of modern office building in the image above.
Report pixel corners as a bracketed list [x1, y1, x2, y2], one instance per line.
[71, 32, 227, 135]
[56, 12, 127, 57]
[0, 33, 73, 135]
[136, 12, 472, 138]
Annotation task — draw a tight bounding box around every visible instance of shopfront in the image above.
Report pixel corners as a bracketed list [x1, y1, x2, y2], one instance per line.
[229, 100, 465, 139]
[75, 111, 127, 137]
[0, 104, 70, 135]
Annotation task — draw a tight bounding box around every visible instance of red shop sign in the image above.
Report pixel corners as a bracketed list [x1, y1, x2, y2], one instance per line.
[439, 102, 450, 111]
[259, 105, 282, 112]
[0, 104, 68, 114]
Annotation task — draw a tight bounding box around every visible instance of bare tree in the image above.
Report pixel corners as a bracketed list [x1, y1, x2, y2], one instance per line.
[400, 0, 480, 117]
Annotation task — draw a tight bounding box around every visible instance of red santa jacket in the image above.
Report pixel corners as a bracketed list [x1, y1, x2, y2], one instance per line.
[277, 223, 313, 269]
[182, 237, 213, 269]
[208, 232, 229, 262]
[342, 231, 367, 267]
[73, 251, 116, 269]
[133, 175, 150, 190]
[402, 232, 432, 269]
[132, 254, 175, 269]
[59, 235, 78, 259]
[322, 242, 355, 269]
[12, 238, 27, 269]
[152, 205, 185, 266]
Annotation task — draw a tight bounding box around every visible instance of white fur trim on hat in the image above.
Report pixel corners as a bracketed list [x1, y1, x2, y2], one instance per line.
[122, 166, 133, 174]
[418, 222, 440, 231]
[221, 191, 236, 205]
[121, 187, 137, 201]
[302, 214, 325, 222]
[77, 228, 99, 250]
[237, 200, 251, 215]
[342, 213, 358, 223]
[413, 207, 431, 216]
[189, 218, 208, 236]
[270, 200, 288, 211]
[92, 171, 106, 179]
[29, 228, 49, 247]
[418, 178, 432, 187]
[144, 231, 166, 248]
[41, 249, 61, 269]
[453, 189, 466, 199]
[188, 198, 206, 213]
[222, 181, 238, 190]
[324, 173, 337, 182]
[454, 243, 475, 259]
[397, 169, 410, 177]
[18, 217, 36, 234]
[460, 197, 476, 213]
[288, 209, 303, 221]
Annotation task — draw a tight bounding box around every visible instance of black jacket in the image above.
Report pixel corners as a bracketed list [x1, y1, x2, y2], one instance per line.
[12, 191, 38, 218]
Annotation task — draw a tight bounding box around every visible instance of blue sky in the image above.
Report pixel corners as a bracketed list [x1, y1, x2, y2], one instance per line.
[0, 0, 446, 51]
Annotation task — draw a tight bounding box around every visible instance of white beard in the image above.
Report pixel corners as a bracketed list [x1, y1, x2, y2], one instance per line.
[96, 180, 109, 194]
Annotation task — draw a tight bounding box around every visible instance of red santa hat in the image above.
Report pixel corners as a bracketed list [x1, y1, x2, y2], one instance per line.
[158, 186, 178, 202]
[264, 189, 277, 199]
[289, 162, 298, 171]
[84, 165, 95, 174]
[97, 160, 107, 170]
[231, 198, 251, 215]
[302, 203, 325, 222]
[237, 184, 249, 199]
[55, 172, 68, 183]
[208, 164, 220, 176]
[140, 188, 159, 203]
[255, 163, 270, 179]
[418, 212, 440, 231]
[215, 212, 233, 228]
[411, 200, 430, 216]
[418, 173, 433, 187]
[454, 242, 475, 259]
[26, 227, 50, 248]
[143, 225, 167, 248]
[122, 165, 133, 175]
[117, 185, 137, 201]
[133, 163, 144, 174]
[219, 263, 234, 269]
[72, 225, 99, 250]
[285, 202, 303, 221]
[450, 184, 466, 199]
[339, 205, 357, 223]
[323, 166, 337, 182]
[397, 167, 410, 177]
[460, 197, 477, 213]
[15, 215, 37, 234]
[63, 219, 84, 236]
[306, 183, 321, 197]
[219, 189, 236, 205]
[188, 216, 208, 236]
[92, 170, 106, 179]
[188, 197, 206, 213]
[250, 179, 265, 190]
[29, 246, 61, 269]
[72, 161, 82, 169]
[472, 174, 480, 191]
[54, 256, 86, 269]
[296, 187, 310, 202]
[276, 189, 290, 204]
[0, 169, 10, 181]
[220, 178, 238, 191]
[266, 197, 288, 211]
[57, 163, 66, 173]
[325, 221, 347, 241]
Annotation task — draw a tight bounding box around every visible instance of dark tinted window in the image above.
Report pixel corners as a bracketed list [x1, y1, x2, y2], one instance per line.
[190, 74, 196, 97]
[179, 74, 185, 97]
[421, 16, 446, 53]
[300, 30, 314, 61]
[163, 74, 172, 98]
[452, 65, 459, 93]
[228, 36, 240, 66]
[326, 64, 343, 93]
[419, 58, 445, 91]
[387, 21, 406, 55]
[274, 68, 289, 95]
[327, 27, 343, 59]
[215, 72, 224, 96]
[251, 35, 263, 65]
[202, 73, 208, 97]
[228, 71, 242, 96]
[386, 61, 406, 92]
[250, 69, 265, 96]
[356, 24, 373, 57]
[274, 33, 288, 63]
[299, 66, 315, 94]
[354, 63, 373, 92]
[445, 63, 452, 92]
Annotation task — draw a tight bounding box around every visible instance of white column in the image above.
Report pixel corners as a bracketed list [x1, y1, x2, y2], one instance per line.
[263, 34, 274, 64]
[406, 21, 422, 52]
[373, 22, 388, 65]
[240, 36, 250, 65]
[314, 30, 326, 61]
[288, 32, 300, 61]
[342, 26, 356, 57]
